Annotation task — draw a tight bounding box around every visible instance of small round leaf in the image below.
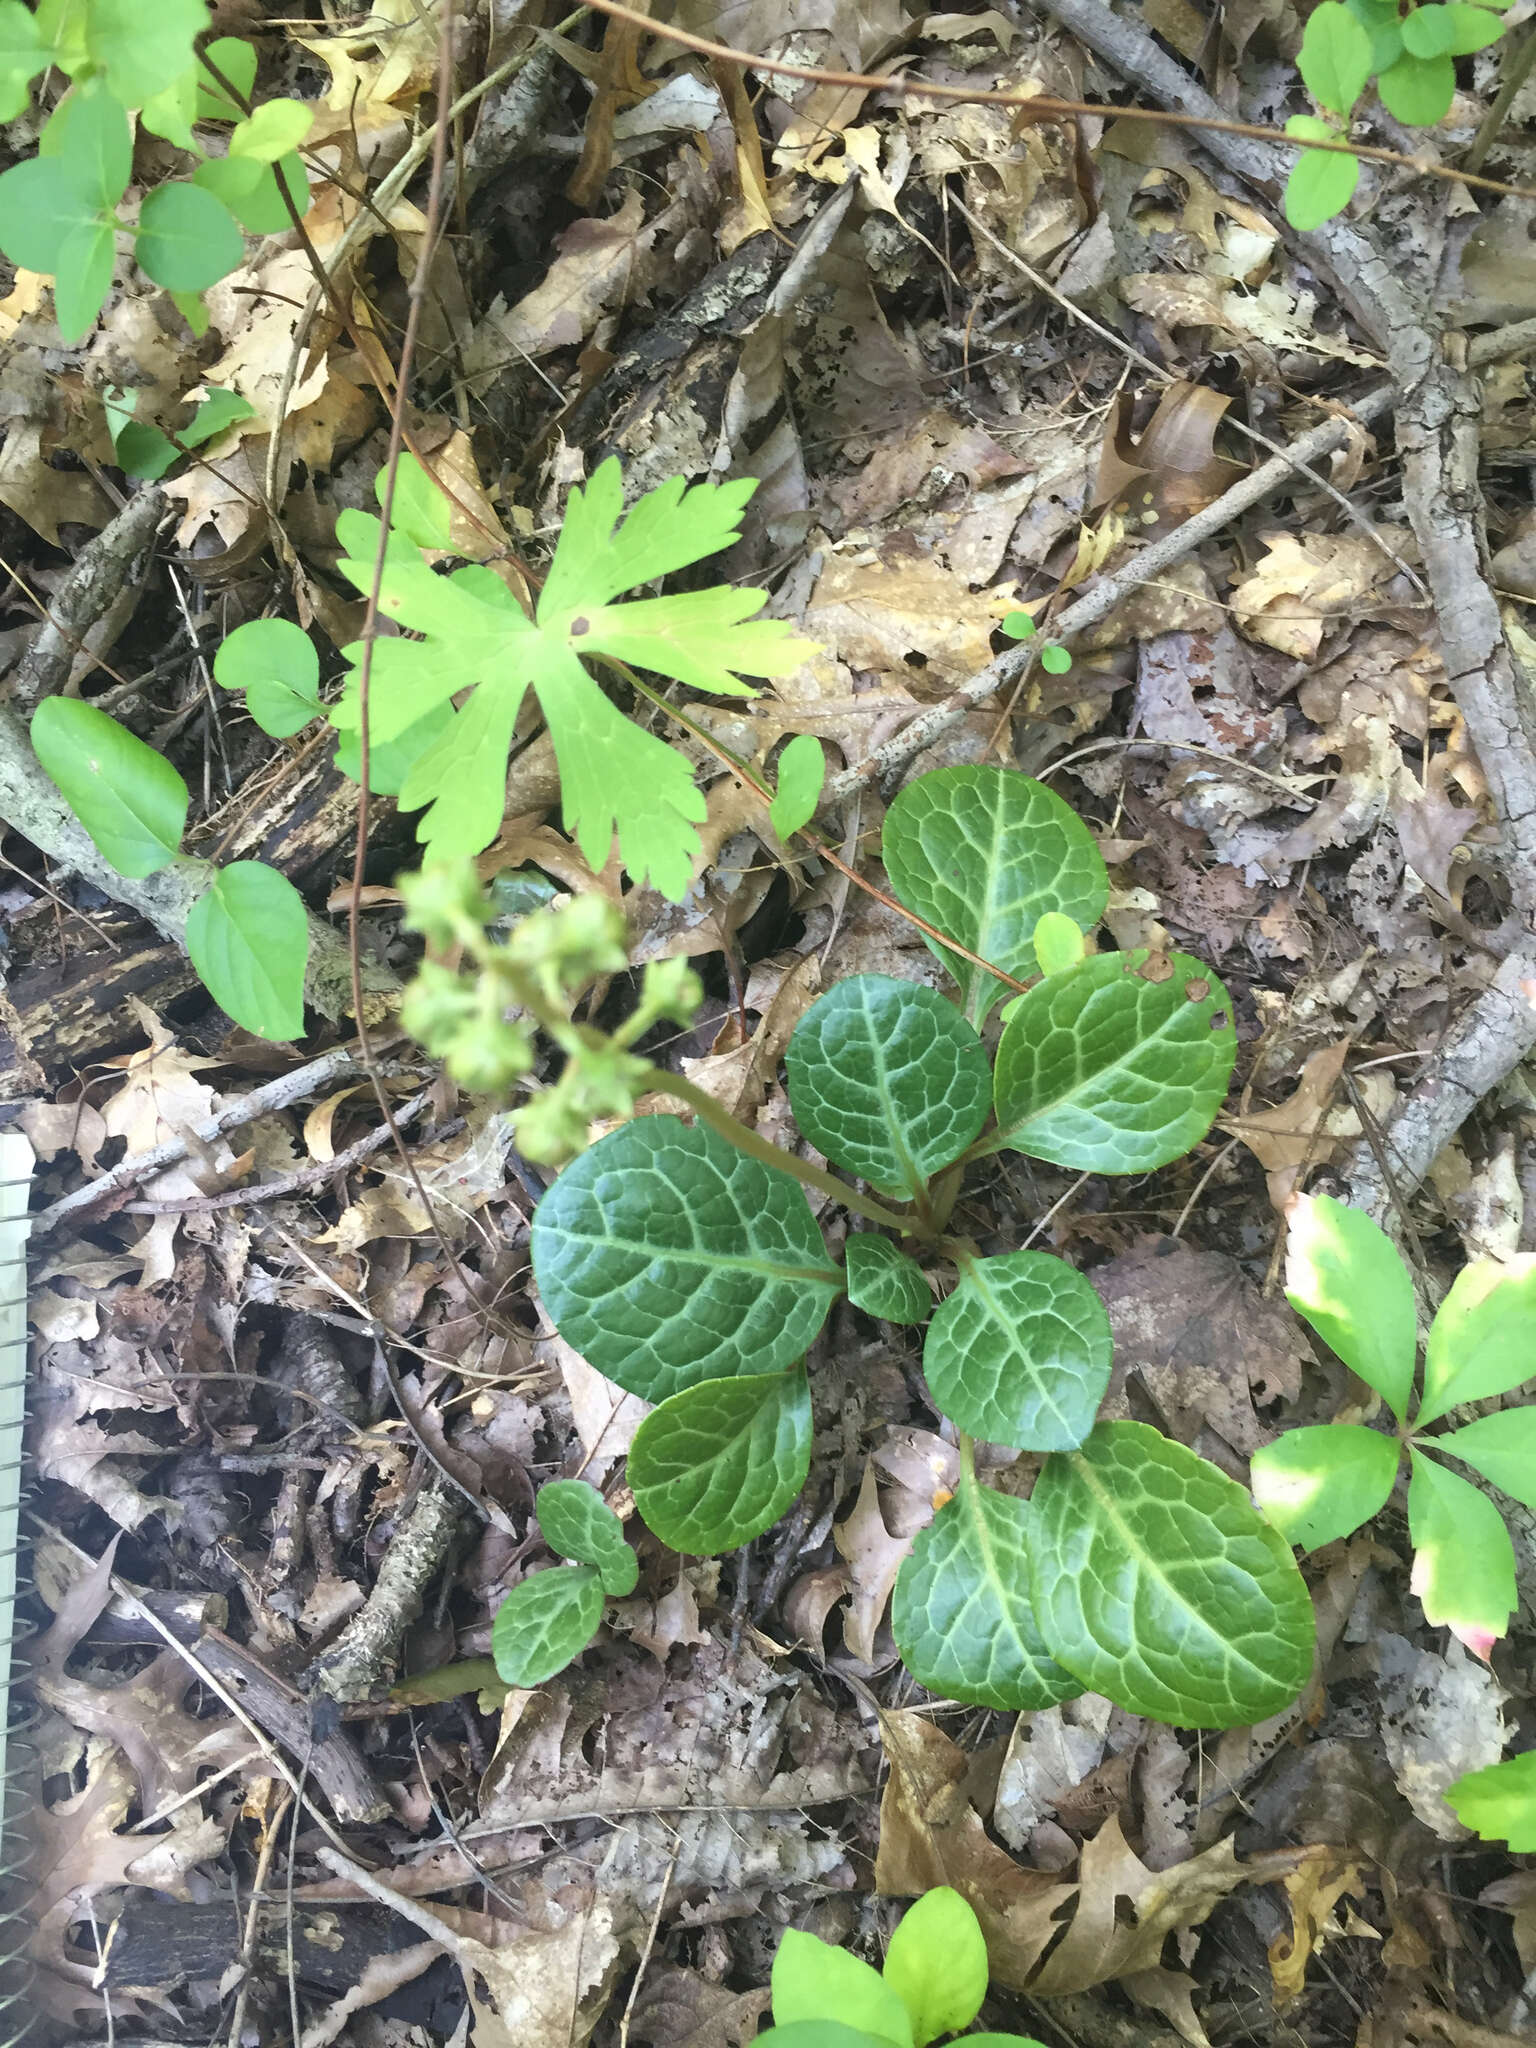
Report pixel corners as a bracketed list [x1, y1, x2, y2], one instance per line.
[922, 1250, 1111, 1451]
[491, 1565, 604, 1687]
[629, 1370, 813, 1553]
[137, 182, 246, 291]
[215, 618, 322, 738]
[535, 1480, 638, 1597]
[1250, 1423, 1400, 1551]
[31, 698, 188, 877]
[845, 1234, 931, 1325]
[185, 861, 308, 1040]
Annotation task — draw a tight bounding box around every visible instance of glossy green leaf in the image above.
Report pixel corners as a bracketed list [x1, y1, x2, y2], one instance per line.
[490, 1564, 604, 1687]
[535, 1480, 638, 1596]
[883, 1888, 988, 2048]
[1445, 1752, 1536, 1851]
[1032, 911, 1086, 977]
[787, 976, 991, 1196]
[191, 151, 311, 233]
[1415, 1255, 1536, 1427]
[0, 2, 46, 124]
[195, 36, 257, 119]
[628, 1370, 812, 1553]
[845, 1234, 931, 1325]
[1432, 1407, 1536, 1512]
[1285, 147, 1360, 229]
[990, 952, 1236, 1174]
[1299, 0, 1373, 112]
[531, 1116, 840, 1401]
[922, 1250, 1111, 1452]
[84, 0, 206, 107]
[770, 732, 825, 841]
[882, 765, 1109, 1024]
[1407, 1448, 1516, 1654]
[137, 183, 246, 292]
[380, 452, 454, 549]
[1249, 1424, 1400, 1550]
[1377, 48, 1455, 121]
[185, 861, 308, 1040]
[772, 1930, 914, 2047]
[1029, 1421, 1316, 1728]
[215, 618, 322, 738]
[1284, 1193, 1418, 1422]
[31, 699, 188, 877]
[891, 1485, 1083, 1712]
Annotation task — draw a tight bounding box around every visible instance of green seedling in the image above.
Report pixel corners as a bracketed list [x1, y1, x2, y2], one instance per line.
[998, 608, 1071, 676]
[1251, 1193, 1536, 1656]
[491, 1481, 638, 1686]
[1445, 1750, 1536, 1850]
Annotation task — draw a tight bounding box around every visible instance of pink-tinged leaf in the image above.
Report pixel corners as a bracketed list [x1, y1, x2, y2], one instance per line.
[1407, 1449, 1516, 1651]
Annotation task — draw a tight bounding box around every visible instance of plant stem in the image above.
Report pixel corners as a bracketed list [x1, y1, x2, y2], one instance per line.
[958, 1433, 978, 1489]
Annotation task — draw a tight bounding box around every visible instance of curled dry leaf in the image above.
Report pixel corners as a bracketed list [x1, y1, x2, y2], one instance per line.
[1268, 1845, 1369, 2009]
[833, 1461, 918, 1664]
[1231, 531, 1414, 661]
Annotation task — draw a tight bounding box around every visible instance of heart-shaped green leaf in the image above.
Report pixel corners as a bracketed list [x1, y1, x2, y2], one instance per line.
[1446, 1752, 1536, 1852]
[535, 1480, 638, 1597]
[185, 861, 308, 1040]
[137, 182, 246, 292]
[491, 1564, 604, 1687]
[1407, 1447, 1516, 1655]
[786, 976, 991, 1196]
[882, 766, 1109, 1024]
[1029, 1421, 1316, 1728]
[990, 952, 1236, 1173]
[845, 1234, 931, 1325]
[772, 1931, 914, 2048]
[215, 618, 322, 738]
[531, 1116, 841, 1402]
[1250, 1423, 1400, 1550]
[629, 1370, 813, 1553]
[1415, 1255, 1536, 1428]
[891, 1485, 1083, 1712]
[1432, 1407, 1536, 1513]
[31, 698, 189, 877]
[1285, 1193, 1418, 1422]
[883, 1888, 988, 2048]
[922, 1250, 1111, 1451]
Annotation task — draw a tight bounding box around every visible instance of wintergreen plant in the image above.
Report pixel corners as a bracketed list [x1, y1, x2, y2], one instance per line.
[0, 7, 312, 342]
[1251, 1194, 1536, 1656]
[1286, 0, 1509, 227]
[1445, 1750, 1536, 1849]
[490, 1481, 639, 1687]
[30, 697, 309, 1039]
[472, 762, 1319, 1729]
[756, 1887, 1042, 2048]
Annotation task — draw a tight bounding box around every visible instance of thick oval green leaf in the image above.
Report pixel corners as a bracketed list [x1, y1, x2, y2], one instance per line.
[884, 1888, 988, 2048]
[1285, 147, 1360, 230]
[991, 952, 1236, 1173]
[786, 976, 991, 1195]
[1446, 1752, 1536, 1852]
[1432, 1407, 1536, 1513]
[535, 1480, 638, 1596]
[491, 1564, 604, 1687]
[1285, 1193, 1418, 1422]
[891, 1486, 1083, 1712]
[1407, 1447, 1516, 1655]
[1415, 1255, 1536, 1427]
[214, 618, 322, 738]
[185, 861, 308, 1040]
[883, 766, 1109, 1024]
[772, 1930, 913, 2048]
[629, 1370, 813, 1553]
[531, 1116, 840, 1401]
[1298, 0, 1373, 111]
[1377, 47, 1455, 121]
[845, 1233, 931, 1325]
[769, 732, 825, 841]
[1250, 1423, 1400, 1550]
[1029, 1421, 1316, 1728]
[922, 1250, 1110, 1452]
[137, 182, 246, 291]
[31, 698, 188, 877]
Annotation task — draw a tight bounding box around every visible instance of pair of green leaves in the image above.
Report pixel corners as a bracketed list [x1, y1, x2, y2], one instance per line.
[490, 1481, 638, 1687]
[104, 383, 254, 482]
[762, 1888, 1042, 2048]
[1251, 1193, 1536, 1656]
[30, 698, 308, 1040]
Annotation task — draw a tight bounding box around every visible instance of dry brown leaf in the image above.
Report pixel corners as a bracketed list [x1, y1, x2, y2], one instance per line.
[803, 546, 1003, 696]
[1231, 531, 1411, 660]
[627, 1966, 771, 2048]
[0, 419, 112, 542]
[1224, 1040, 1354, 1210]
[833, 1461, 914, 1663]
[1268, 1845, 1368, 2007]
[541, 1329, 652, 1472]
[476, 189, 657, 366]
[1094, 383, 1247, 535]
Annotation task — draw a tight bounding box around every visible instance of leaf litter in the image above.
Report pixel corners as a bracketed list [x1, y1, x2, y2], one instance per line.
[6, 0, 1536, 2041]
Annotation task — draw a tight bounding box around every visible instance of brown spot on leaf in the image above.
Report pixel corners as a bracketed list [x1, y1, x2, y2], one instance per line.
[570, 616, 590, 637]
[1183, 976, 1211, 1002]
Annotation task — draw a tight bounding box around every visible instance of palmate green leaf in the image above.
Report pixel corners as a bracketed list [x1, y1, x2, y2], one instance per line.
[1433, 1407, 1536, 1512]
[891, 1485, 1083, 1712]
[1029, 1421, 1316, 1728]
[1285, 1193, 1418, 1421]
[535, 1480, 638, 1596]
[1298, 0, 1373, 112]
[845, 1234, 931, 1325]
[990, 952, 1236, 1174]
[1285, 146, 1360, 229]
[882, 766, 1109, 1025]
[31, 699, 188, 876]
[883, 1889, 988, 2048]
[530, 1115, 840, 1401]
[1445, 1752, 1536, 1852]
[333, 703, 455, 796]
[922, 1250, 1111, 1451]
[770, 732, 825, 841]
[772, 1931, 914, 2048]
[1407, 1448, 1516, 1655]
[215, 618, 322, 738]
[1377, 47, 1456, 121]
[630, 1371, 812, 1553]
[786, 977, 991, 1197]
[185, 861, 308, 1040]
[541, 460, 758, 609]
[490, 1564, 604, 1687]
[1415, 1255, 1536, 1427]
[1250, 1423, 1400, 1550]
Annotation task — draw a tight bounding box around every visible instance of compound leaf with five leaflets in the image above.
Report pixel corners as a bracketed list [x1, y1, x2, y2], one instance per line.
[628, 1370, 813, 1553]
